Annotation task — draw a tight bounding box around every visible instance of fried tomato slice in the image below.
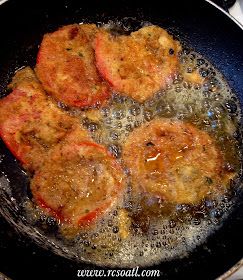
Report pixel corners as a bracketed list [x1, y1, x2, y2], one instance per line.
[122, 118, 233, 204]
[36, 24, 110, 108]
[95, 25, 181, 102]
[31, 136, 125, 227]
[0, 67, 88, 171]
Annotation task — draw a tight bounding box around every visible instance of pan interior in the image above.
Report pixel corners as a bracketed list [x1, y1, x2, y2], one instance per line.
[0, 18, 242, 268]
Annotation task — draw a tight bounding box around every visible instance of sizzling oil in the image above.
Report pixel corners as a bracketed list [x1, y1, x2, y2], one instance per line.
[22, 25, 242, 267]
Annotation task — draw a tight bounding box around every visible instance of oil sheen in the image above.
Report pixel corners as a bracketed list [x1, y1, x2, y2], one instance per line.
[22, 21, 242, 267]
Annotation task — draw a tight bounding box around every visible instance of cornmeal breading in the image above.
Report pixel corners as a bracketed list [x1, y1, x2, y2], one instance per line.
[0, 67, 87, 170]
[36, 24, 110, 108]
[122, 118, 234, 204]
[95, 25, 181, 102]
[31, 134, 125, 227]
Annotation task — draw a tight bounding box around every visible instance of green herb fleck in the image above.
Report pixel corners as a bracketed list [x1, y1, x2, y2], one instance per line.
[205, 177, 213, 185]
[78, 52, 84, 57]
[66, 48, 72, 51]
[146, 142, 155, 147]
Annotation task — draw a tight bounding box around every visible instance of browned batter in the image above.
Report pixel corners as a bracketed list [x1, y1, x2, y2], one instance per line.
[95, 25, 181, 102]
[122, 118, 234, 204]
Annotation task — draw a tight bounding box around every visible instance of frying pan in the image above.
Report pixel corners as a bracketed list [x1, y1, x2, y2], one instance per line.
[0, 0, 242, 279]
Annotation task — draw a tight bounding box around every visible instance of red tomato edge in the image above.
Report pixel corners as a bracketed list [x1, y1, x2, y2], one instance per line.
[37, 41, 111, 109]
[35, 195, 65, 222]
[94, 34, 117, 89]
[34, 141, 124, 227]
[0, 128, 29, 166]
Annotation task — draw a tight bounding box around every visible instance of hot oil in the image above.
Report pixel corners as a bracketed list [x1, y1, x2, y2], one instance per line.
[22, 22, 242, 267]
[70, 52, 241, 266]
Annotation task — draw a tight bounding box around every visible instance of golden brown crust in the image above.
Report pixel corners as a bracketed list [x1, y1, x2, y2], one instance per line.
[36, 24, 111, 108]
[0, 67, 88, 171]
[122, 118, 230, 204]
[95, 25, 182, 102]
[31, 134, 125, 227]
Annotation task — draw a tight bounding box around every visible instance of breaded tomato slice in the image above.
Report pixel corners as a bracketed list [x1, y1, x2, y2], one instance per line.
[122, 118, 234, 205]
[95, 25, 181, 102]
[31, 135, 125, 228]
[36, 24, 110, 108]
[0, 67, 87, 171]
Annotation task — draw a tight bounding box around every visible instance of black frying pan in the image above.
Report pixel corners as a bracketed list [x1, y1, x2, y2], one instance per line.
[0, 0, 243, 279]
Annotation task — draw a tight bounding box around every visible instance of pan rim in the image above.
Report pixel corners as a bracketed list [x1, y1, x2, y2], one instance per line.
[0, 0, 8, 5]
[206, 0, 243, 30]
[0, 0, 242, 31]
[205, 1, 243, 279]
[0, 1, 242, 279]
